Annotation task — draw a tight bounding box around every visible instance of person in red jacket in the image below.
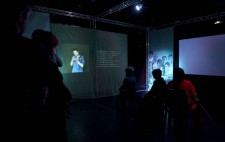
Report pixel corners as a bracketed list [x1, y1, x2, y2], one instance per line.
[167, 67, 200, 142]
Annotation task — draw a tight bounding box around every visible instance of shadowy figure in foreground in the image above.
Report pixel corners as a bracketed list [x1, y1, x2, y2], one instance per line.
[32, 29, 72, 142]
[4, 1, 49, 141]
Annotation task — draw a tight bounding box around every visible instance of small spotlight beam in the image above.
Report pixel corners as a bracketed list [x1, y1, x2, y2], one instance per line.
[135, 4, 142, 11]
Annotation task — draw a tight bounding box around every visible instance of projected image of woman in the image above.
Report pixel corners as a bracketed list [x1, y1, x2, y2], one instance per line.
[70, 48, 85, 73]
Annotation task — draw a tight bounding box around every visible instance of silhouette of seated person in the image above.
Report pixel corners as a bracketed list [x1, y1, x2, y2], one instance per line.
[119, 66, 136, 109]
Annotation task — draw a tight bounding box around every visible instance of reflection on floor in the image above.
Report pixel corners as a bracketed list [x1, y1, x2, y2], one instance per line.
[66, 95, 225, 142]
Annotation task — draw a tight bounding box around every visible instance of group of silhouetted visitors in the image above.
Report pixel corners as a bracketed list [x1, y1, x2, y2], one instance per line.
[134, 67, 201, 142]
[119, 65, 201, 142]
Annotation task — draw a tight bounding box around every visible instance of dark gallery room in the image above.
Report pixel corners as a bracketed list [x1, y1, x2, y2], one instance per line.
[5, 0, 225, 142]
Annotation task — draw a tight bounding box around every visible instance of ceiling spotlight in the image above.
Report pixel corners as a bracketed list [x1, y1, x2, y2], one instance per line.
[214, 19, 223, 24]
[135, 4, 142, 11]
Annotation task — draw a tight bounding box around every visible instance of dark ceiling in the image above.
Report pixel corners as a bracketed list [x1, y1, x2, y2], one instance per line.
[31, 0, 225, 28]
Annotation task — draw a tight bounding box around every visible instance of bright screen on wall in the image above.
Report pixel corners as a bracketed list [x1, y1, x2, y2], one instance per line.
[147, 28, 174, 91]
[179, 34, 225, 77]
[51, 23, 128, 99]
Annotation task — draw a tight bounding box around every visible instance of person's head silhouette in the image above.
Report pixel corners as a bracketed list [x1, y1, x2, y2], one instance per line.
[10, 0, 32, 35]
[173, 67, 185, 83]
[152, 68, 162, 79]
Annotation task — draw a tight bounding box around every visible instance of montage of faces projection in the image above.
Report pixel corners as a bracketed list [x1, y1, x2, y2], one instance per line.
[147, 51, 173, 90]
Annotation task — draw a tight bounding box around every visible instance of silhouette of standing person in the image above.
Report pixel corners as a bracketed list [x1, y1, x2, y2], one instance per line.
[141, 69, 167, 128]
[32, 29, 72, 142]
[119, 66, 136, 109]
[167, 67, 200, 142]
[133, 69, 167, 141]
[4, 1, 48, 141]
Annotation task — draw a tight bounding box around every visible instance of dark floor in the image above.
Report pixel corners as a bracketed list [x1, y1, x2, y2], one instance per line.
[66, 94, 225, 142]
